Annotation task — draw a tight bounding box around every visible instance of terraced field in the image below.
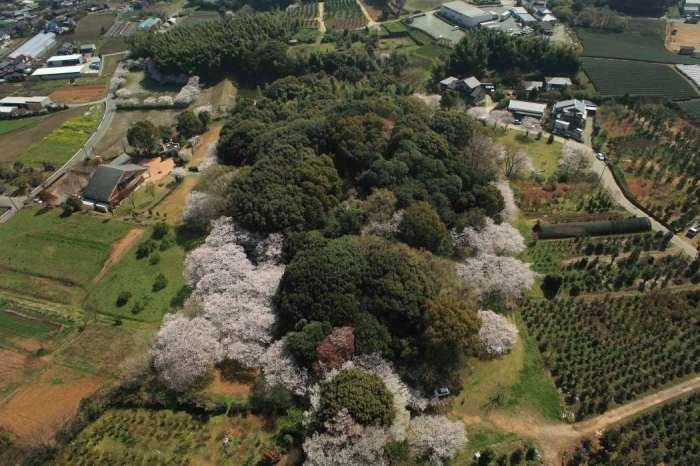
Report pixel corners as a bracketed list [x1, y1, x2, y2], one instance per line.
[325, 0, 367, 30]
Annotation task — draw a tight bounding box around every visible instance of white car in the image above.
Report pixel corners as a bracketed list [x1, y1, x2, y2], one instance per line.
[596, 152, 607, 161]
[687, 224, 700, 239]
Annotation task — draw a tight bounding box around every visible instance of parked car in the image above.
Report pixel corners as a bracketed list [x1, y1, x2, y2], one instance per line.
[596, 152, 607, 161]
[512, 118, 522, 125]
[687, 224, 700, 239]
[432, 387, 450, 399]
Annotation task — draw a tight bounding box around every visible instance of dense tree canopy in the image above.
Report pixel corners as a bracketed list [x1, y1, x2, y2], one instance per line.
[319, 369, 395, 427]
[128, 12, 300, 80]
[441, 29, 580, 79]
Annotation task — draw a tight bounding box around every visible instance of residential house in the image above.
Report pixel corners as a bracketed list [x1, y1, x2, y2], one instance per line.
[544, 76, 573, 91]
[522, 80, 543, 92]
[82, 156, 147, 208]
[552, 99, 587, 139]
[439, 76, 460, 91]
[460, 76, 486, 103]
[508, 100, 547, 119]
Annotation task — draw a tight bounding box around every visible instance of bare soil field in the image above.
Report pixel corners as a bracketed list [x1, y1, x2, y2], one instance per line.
[0, 349, 43, 397]
[94, 109, 179, 159]
[0, 107, 84, 163]
[666, 21, 700, 52]
[49, 84, 107, 104]
[0, 365, 103, 444]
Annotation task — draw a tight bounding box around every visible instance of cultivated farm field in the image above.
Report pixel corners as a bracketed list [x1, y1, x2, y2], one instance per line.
[54, 409, 276, 466]
[576, 19, 700, 64]
[324, 0, 367, 30]
[20, 104, 104, 167]
[287, 1, 318, 29]
[567, 394, 700, 465]
[522, 275, 699, 420]
[582, 58, 699, 100]
[0, 208, 131, 305]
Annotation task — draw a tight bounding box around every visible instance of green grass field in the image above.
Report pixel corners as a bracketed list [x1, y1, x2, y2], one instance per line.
[84, 227, 187, 323]
[0, 208, 131, 304]
[20, 104, 104, 167]
[582, 58, 699, 100]
[576, 19, 699, 65]
[496, 130, 563, 179]
[0, 310, 57, 341]
[0, 115, 48, 136]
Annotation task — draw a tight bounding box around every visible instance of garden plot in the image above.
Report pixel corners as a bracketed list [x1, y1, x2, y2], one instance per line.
[287, 1, 318, 29]
[324, 0, 367, 30]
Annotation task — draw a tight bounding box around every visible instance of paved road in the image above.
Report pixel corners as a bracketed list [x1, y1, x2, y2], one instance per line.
[580, 120, 697, 258]
[0, 54, 124, 225]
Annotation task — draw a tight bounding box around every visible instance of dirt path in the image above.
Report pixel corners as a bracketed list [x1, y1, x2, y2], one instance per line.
[356, 0, 377, 27]
[92, 228, 144, 284]
[317, 2, 326, 35]
[485, 376, 700, 465]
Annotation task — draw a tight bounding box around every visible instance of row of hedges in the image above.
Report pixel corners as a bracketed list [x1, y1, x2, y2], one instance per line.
[535, 217, 651, 239]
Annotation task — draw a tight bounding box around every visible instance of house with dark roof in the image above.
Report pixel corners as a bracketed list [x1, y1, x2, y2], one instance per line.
[82, 156, 146, 207]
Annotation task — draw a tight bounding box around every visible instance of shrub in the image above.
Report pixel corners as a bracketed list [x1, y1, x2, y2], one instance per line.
[116, 291, 132, 307]
[153, 273, 168, 291]
[285, 321, 332, 367]
[152, 221, 170, 240]
[149, 252, 161, 265]
[398, 201, 452, 255]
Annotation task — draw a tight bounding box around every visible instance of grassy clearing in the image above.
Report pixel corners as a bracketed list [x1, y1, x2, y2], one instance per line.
[582, 58, 699, 100]
[496, 130, 563, 179]
[0, 310, 57, 343]
[84, 226, 187, 323]
[0, 115, 49, 136]
[20, 104, 104, 167]
[506, 314, 562, 421]
[65, 13, 116, 42]
[0, 208, 131, 305]
[454, 424, 529, 464]
[576, 19, 699, 64]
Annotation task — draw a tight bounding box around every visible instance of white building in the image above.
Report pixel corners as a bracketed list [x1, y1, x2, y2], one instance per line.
[46, 54, 83, 67]
[439, 1, 495, 28]
[0, 96, 52, 111]
[31, 64, 85, 80]
[508, 100, 547, 119]
[683, 0, 700, 15]
[545, 77, 573, 91]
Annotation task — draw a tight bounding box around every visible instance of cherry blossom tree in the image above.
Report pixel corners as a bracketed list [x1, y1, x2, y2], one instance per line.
[559, 141, 591, 176]
[261, 339, 310, 396]
[303, 409, 390, 466]
[477, 309, 518, 356]
[407, 415, 466, 465]
[502, 148, 532, 179]
[151, 314, 223, 392]
[453, 217, 526, 257]
[456, 254, 536, 300]
[494, 181, 517, 223]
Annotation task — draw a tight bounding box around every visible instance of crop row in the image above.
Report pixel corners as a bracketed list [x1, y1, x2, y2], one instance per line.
[522, 291, 699, 420]
[583, 58, 699, 101]
[325, 0, 366, 30]
[567, 394, 700, 465]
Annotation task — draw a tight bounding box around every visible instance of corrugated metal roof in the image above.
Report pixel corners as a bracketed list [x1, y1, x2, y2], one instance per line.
[508, 100, 547, 114]
[442, 1, 489, 17]
[32, 64, 85, 76]
[47, 54, 82, 62]
[9, 32, 56, 59]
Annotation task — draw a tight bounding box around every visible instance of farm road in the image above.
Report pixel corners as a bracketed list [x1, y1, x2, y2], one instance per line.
[485, 376, 700, 465]
[317, 2, 326, 35]
[356, 0, 377, 27]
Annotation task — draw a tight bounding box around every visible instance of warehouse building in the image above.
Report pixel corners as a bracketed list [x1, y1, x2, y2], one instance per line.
[508, 100, 548, 119]
[31, 64, 85, 80]
[46, 54, 83, 67]
[439, 1, 495, 28]
[9, 32, 56, 59]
